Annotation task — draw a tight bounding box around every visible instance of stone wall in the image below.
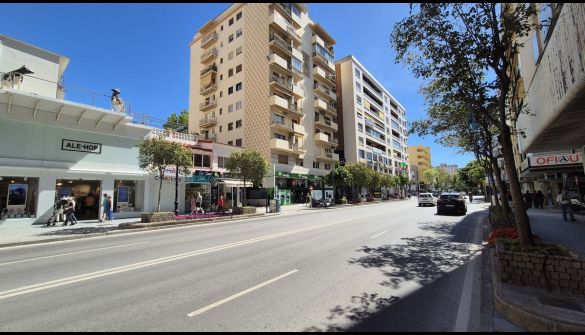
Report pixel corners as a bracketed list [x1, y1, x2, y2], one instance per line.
[496, 241, 585, 296]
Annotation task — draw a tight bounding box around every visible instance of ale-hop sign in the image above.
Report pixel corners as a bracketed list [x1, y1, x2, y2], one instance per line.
[61, 139, 102, 154]
[531, 152, 582, 167]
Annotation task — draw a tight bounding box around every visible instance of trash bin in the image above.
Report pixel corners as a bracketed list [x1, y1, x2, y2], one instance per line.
[274, 198, 281, 213]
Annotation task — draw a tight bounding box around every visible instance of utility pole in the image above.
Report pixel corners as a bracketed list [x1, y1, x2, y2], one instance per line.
[174, 165, 179, 216]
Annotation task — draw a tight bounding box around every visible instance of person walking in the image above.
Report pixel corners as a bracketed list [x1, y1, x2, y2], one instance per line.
[100, 193, 109, 222]
[189, 193, 196, 215]
[217, 195, 225, 213]
[524, 190, 533, 209]
[557, 190, 575, 222]
[535, 190, 545, 209]
[107, 195, 113, 221]
[63, 197, 78, 226]
[196, 192, 204, 214]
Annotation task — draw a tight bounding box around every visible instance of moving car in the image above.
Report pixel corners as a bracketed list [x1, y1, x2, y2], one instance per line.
[437, 192, 467, 215]
[418, 193, 436, 206]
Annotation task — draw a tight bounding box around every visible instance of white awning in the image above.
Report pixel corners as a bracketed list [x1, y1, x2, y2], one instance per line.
[220, 179, 252, 188]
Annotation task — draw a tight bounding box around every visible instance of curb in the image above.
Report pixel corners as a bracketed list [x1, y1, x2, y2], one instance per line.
[490, 249, 585, 331]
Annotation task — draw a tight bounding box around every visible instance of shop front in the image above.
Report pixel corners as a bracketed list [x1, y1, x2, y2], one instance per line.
[274, 171, 324, 205]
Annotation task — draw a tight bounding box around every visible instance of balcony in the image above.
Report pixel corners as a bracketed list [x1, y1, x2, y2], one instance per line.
[314, 132, 338, 146]
[270, 12, 302, 46]
[149, 128, 198, 146]
[201, 32, 218, 49]
[269, 53, 291, 74]
[200, 48, 218, 63]
[313, 82, 336, 101]
[313, 66, 332, 84]
[315, 149, 339, 162]
[292, 83, 304, 98]
[270, 95, 303, 116]
[313, 52, 335, 73]
[313, 97, 337, 116]
[270, 138, 295, 154]
[199, 99, 217, 111]
[200, 64, 217, 78]
[200, 81, 217, 95]
[270, 75, 293, 95]
[269, 34, 292, 55]
[315, 115, 338, 132]
[199, 116, 217, 128]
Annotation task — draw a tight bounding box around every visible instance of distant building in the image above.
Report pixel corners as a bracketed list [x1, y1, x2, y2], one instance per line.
[438, 163, 458, 176]
[407, 145, 431, 181]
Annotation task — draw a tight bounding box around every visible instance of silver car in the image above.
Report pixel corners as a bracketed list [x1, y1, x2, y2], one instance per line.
[418, 193, 436, 206]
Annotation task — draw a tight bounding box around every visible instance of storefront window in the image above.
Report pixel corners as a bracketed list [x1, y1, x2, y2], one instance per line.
[114, 180, 144, 213]
[0, 177, 39, 218]
[56, 179, 101, 220]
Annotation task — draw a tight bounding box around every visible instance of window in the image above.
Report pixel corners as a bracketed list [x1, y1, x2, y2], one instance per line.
[274, 133, 286, 140]
[228, 34, 234, 43]
[324, 163, 331, 170]
[292, 5, 301, 16]
[356, 95, 362, 105]
[358, 123, 363, 133]
[228, 68, 233, 77]
[218, 156, 229, 168]
[236, 82, 242, 91]
[229, 18, 234, 26]
[220, 74, 223, 81]
[278, 154, 288, 164]
[228, 86, 234, 95]
[236, 29, 242, 38]
[313, 162, 320, 169]
[236, 100, 243, 111]
[236, 120, 242, 128]
[236, 64, 242, 73]
[355, 68, 361, 78]
[228, 51, 233, 60]
[219, 126, 222, 132]
[228, 104, 234, 113]
[220, 91, 223, 98]
[291, 57, 302, 72]
[228, 122, 233, 131]
[228, 140, 233, 145]
[359, 149, 365, 159]
[236, 11, 242, 20]
[236, 47, 242, 55]
[221, 25, 223, 31]
[193, 154, 211, 168]
[355, 81, 362, 91]
[219, 108, 223, 115]
[297, 160, 304, 166]
[235, 139, 242, 147]
[220, 58, 223, 64]
[358, 137, 364, 146]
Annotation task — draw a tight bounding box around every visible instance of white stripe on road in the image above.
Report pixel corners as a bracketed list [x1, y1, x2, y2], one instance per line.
[370, 231, 388, 239]
[0, 222, 342, 301]
[0, 241, 150, 267]
[187, 270, 299, 317]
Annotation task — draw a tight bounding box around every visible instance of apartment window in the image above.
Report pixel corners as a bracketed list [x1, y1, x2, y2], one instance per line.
[228, 51, 233, 60]
[235, 82, 242, 91]
[236, 29, 242, 38]
[220, 58, 223, 64]
[236, 120, 242, 128]
[313, 162, 320, 169]
[219, 126, 222, 132]
[357, 111, 363, 119]
[228, 68, 234, 77]
[218, 156, 229, 168]
[221, 25, 223, 31]
[359, 149, 365, 159]
[228, 140, 233, 145]
[355, 81, 362, 91]
[219, 108, 223, 115]
[220, 42, 223, 48]
[236, 11, 242, 20]
[358, 123, 364, 133]
[358, 137, 364, 146]
[297, 160, 304, 167]
[193, 154, 211, 168]
[228, 34, 234, 43]
[220, 74, 223, 81]
[236, 47, 242, 55]
[291, 57, 302, 72]
[235, 100, 243, 111]
[236, 64, 242, 73]
[235, 139, 242, 147]
[355, 68, 361, 78]
[229, 18, 234, 26]
[274, 133, 286, 140]
[324, 163, 331, 170]
[278, 155, 288, 165]
[228, 86, 234, 95]
[228, 122, 233, 131]
[356, 95, 362, 105]
[228, 104, 234, 113]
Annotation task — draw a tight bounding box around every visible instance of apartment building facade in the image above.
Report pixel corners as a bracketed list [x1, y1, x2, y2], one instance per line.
[335, 55, 409, 178]
[188, 3, 338, 205]
[438, 163, 458, 176]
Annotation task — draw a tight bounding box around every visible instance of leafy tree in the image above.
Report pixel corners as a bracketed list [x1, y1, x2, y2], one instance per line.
[139, 137, 192, 212]
[346, 163, 372, 199]
[225, 149, 269, 205]
[368, 170, 382, 195]
[423, 168, 439, 189]
[163, 109, 189, 131]
[391, 3, 537, 245]
[324, 164, 353, 203]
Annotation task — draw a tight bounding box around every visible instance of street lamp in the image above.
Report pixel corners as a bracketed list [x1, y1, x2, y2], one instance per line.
[174, 165, 179, 216]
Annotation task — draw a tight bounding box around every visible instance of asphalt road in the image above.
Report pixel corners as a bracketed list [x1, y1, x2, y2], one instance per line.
[0, 198, 488, 331]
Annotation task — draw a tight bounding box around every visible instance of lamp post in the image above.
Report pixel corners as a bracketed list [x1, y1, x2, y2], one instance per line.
[174, 165, 179, 216]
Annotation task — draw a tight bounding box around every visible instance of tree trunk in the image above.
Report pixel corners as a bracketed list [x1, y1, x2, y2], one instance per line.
[157, 171, 164, 212]
[485, 164, 500, 207]
[243, 178, 246, 206]
[499, 122, 533, 245]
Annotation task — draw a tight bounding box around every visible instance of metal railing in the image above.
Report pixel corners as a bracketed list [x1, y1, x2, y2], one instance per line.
[201, 48, 218, 62]
[270, 75, 293, 90]
[150, 128, 198, 143]
[199, 99, 217, 110]
[201, 32, 218, 46]
[269, 34, 292, 53]
[200, 64, 217, 76]
[200, 81, 217, 94]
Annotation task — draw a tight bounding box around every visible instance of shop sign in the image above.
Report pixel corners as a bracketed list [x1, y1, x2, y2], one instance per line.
[62, 139, 101, 154]
[531, 153, 582, 167]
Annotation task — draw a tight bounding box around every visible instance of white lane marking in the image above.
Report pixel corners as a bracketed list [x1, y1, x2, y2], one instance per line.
[0, 241, 150, 267]
[0, 222, 341, 301]
[453, 215, 483, 332]
[370, 231, 388, 239]
[187, 269, 299, 318]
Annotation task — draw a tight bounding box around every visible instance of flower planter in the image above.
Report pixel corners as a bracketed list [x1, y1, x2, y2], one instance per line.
[232, 207, 256, 215]
[141, 212, 175, 223]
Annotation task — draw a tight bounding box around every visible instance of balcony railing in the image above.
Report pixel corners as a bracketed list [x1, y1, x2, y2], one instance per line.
[200, 81, 217, 95]
[199, 99, 217, 111]
[269, 34, 292, 53]
[200, 64, 217, 77]
[201, 32, 218, 48]
[270, 75, 293, 91]
[200, 48, 218, 62]
[149, 128, 198, 144]
[199, 116, 217, 128]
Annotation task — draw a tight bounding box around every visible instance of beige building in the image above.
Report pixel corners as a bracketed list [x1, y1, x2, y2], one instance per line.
[408, 145, 431, 182]
[438, 163, 458, 176]
[335, 55, 409, 177]
[188, 3, 338, 205]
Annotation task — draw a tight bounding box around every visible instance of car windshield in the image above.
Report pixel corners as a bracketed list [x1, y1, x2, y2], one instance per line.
[419, 194, 430, 197]
[440, 194, 460, 200]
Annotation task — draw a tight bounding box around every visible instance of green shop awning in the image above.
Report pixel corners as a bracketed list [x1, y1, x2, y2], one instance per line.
[275, 172, 323, 180]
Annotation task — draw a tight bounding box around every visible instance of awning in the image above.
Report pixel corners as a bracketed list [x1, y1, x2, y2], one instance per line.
[219, 179, 252, 188]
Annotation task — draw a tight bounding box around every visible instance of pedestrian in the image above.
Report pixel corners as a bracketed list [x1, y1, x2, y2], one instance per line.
[546, 189, 553, 208]
[535, 190, 545, 209]
[524, 190, 533, 208]
[557, 190, 575, 222]
[63, 196, 78, 226]
[107, 195, 113, 221]
[196, 192, 204, 214]
[217, 195, 225, 213]
[190, 193, 196, 215]
[100, 193, 109, 222]
[468, 192, 473, 203]
[305, 192, 310, 207]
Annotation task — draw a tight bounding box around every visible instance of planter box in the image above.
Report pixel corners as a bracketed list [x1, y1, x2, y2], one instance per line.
[232, 207, 256, 215]
[141, 212, 175, 223]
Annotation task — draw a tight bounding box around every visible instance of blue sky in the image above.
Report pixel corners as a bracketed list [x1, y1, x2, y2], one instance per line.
[0, 3, 474, 167]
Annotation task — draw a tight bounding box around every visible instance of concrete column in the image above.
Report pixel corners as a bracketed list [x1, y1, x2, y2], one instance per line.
[35, 175, 57, 224]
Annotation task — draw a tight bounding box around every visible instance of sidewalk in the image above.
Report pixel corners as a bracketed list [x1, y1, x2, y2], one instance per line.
[490, 208, 585, 331]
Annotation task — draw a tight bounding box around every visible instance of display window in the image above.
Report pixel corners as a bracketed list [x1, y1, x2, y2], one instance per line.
[0, 177, 39, 219]
[55, 179, 101, 220]
[114, 180, 143, 213]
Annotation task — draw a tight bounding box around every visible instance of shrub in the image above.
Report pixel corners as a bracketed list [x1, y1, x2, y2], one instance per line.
[487, 227, 540, 246]
[499, 239, 572, 257]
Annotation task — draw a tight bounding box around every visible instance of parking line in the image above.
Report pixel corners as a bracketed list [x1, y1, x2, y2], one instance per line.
[370, 231, 388, 239]
[187, 270, 299, 317]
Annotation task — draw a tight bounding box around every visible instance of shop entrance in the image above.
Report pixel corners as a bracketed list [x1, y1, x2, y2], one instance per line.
[56, 179, 101, 220]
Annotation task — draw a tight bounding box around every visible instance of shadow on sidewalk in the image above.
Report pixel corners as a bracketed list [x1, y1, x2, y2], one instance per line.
[34, 225, 117, 237]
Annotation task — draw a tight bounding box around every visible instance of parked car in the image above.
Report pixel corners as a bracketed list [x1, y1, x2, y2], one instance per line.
[418, 193, 436, 207]
[437, 192, 467, 215]
[471, 195, 486, 203]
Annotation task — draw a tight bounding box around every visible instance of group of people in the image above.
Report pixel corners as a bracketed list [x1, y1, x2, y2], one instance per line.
[99, 193, 113, 222]
[523, 190, 546, 209]
[189, 192, 225, 214]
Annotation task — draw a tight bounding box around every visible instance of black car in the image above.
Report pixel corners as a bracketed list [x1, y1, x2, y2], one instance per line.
[437, 192, 467, 215]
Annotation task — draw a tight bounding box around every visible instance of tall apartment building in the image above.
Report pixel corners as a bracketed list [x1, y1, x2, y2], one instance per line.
[407, 145, 432, 182]
[188, 3, 339, 205]
[335, 55, 409, 177]
[438, 163, 458, 176]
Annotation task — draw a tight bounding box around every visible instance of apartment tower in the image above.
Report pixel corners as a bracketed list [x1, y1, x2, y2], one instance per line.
[407, 145, 432, 182]
[188, 3, 338, 205]
[335, 55, 409, 177]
